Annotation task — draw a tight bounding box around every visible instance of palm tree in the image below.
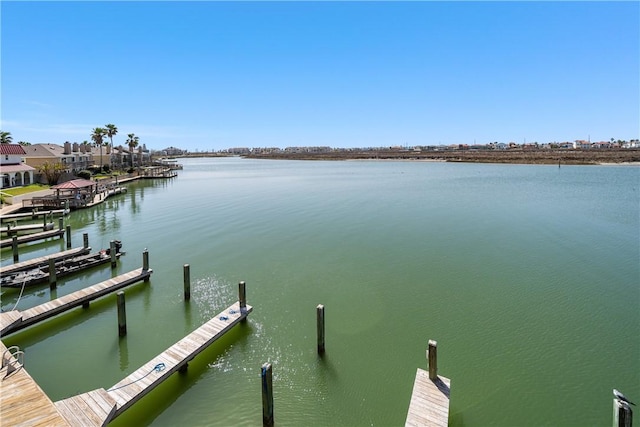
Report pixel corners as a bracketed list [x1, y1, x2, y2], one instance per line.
[0, 131, 13, 144]
[91, 127, 107, 170]
[105, 124, 118, 168]
[126, 133, 140, 167]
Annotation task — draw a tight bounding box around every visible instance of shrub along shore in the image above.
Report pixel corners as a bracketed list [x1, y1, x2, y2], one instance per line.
[243, 148, 640, 165]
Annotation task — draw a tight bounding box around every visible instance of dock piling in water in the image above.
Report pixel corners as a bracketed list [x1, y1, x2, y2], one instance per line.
[428, 340, 438, 380]
[261, 362, 274, 427]
[48, 258, 57, 289]
[183, 264, 191, 301]
[117, 291, 127, 336]
[239, 281, 247, 322]
[317, 304, 325, 354]
[12, 236, 18, 262]
[66, 225, 72, 249]
[110, 241, 117, 267]
[614, 398, 633, 427]
[239, 281, 246, 309]
[83, 233, 89, 248]
[143, 249, 149, 274]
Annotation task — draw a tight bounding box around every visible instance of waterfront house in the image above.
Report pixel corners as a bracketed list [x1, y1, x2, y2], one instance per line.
[23, 143, 95, 179]
[0, 144, 35, 188]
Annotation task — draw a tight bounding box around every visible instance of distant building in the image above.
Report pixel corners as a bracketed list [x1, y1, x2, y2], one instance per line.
[162, 146, 186, 156]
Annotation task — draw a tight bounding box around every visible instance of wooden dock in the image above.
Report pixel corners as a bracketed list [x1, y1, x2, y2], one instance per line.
[405, 340, 451, 427]
[54, 300, 253, 425]
[0, 268, 153, 336]
[1, 246, 91, 275]
[2, 222, 55, 235]
[1, 209, 68, 223]
[0, 341, 71, 426]
[0, 228, 64, 248]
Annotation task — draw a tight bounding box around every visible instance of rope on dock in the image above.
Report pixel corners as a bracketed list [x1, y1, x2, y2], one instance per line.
[107, 363, 166, 391]
[4, 279, 28, 312]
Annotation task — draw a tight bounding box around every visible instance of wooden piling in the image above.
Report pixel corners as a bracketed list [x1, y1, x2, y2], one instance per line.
[183, 264, 191, 301]
[83, 233, 89, 249]
[261, 362, 274, 427]
[428, 340, 438, 380]
[48, 258, 57, 289]
[614, 399, 633, 427]
[117, 291, 127, 337]
[12, 236, 18, 262]
[66, 225, 72, 249]
[317, 304, 325, 354]
[239, 281, 247, 322]
[110, 240, 117, 268]
[142, 250, 149, 277]
[58, 217, 63, 230]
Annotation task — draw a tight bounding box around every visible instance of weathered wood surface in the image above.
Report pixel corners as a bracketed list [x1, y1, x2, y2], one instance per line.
[54, 388, 116, 427]
[2, 222, 55, 235]
[107, 301, 253, 419]
[0, 228, 64, 248]
[1, 209, 68, 222]
[50, 301, 253, 426]
[0, 246, 91, 275]
[0, 268, 153, 335]
[0, 341, 71, 427]
[405, 368, 451, 427]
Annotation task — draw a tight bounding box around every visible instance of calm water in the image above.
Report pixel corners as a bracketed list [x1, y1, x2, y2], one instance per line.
[2, 157, 638, 426]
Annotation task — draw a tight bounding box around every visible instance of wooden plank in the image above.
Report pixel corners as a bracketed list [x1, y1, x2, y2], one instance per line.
[405, 368, 451, 427]
[106, 302, 253, 419]
[0, 310, 23, 335]
[1, 247, 91, 275]
[1, 268, 153, 336]
[0, 341, 70, 427]
[0, 229, 64, 248]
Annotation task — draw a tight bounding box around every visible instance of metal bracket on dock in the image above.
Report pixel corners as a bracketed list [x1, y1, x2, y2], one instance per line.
[1, 345, 24, 379]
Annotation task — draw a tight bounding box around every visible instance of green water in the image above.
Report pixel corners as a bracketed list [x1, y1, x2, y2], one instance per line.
[2, 158, 638, 426]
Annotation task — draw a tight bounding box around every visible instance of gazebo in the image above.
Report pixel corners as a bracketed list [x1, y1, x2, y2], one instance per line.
[51, 179, 98, 208]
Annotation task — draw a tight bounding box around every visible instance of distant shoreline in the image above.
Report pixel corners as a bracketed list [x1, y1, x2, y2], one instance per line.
[240, 148, 640, 165]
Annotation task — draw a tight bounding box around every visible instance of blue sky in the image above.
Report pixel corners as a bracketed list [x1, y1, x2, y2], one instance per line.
[1, 1, 638, 152]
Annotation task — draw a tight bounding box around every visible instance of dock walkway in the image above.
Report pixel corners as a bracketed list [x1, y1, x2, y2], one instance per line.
[54, 300, 253, 426]
[1, 208, 68, 222]
[1, 246, 91, 275]
[0, 268, 152, 335]
[405, 340, 451, 427]
[0, 341, 71, 426]
[0, 228, 64, 248]
[2, 222, 55, 235]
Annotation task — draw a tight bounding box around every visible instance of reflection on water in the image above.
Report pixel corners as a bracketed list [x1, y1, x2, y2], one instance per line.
[1, 159, 638, 426]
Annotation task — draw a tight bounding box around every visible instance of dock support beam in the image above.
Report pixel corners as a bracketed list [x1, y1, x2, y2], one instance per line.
[117, 291, 127, 337]
[48, 258, 57, 289]
[614, 399, 633, 427]
[317, 304, 325, 354]
[83, 233, 89, 249]
[261, 362, 274, 427]
[183, 264, 190, 301]
[12, 236, 18, 262]
[66, 225, 72, 249]
[58, 217, 63, 231]
[428, 340, 438, 380]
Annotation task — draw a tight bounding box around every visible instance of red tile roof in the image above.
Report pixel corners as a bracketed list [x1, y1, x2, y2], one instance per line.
[0, 144, 27, 155]
[51, 179, 96, 189]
